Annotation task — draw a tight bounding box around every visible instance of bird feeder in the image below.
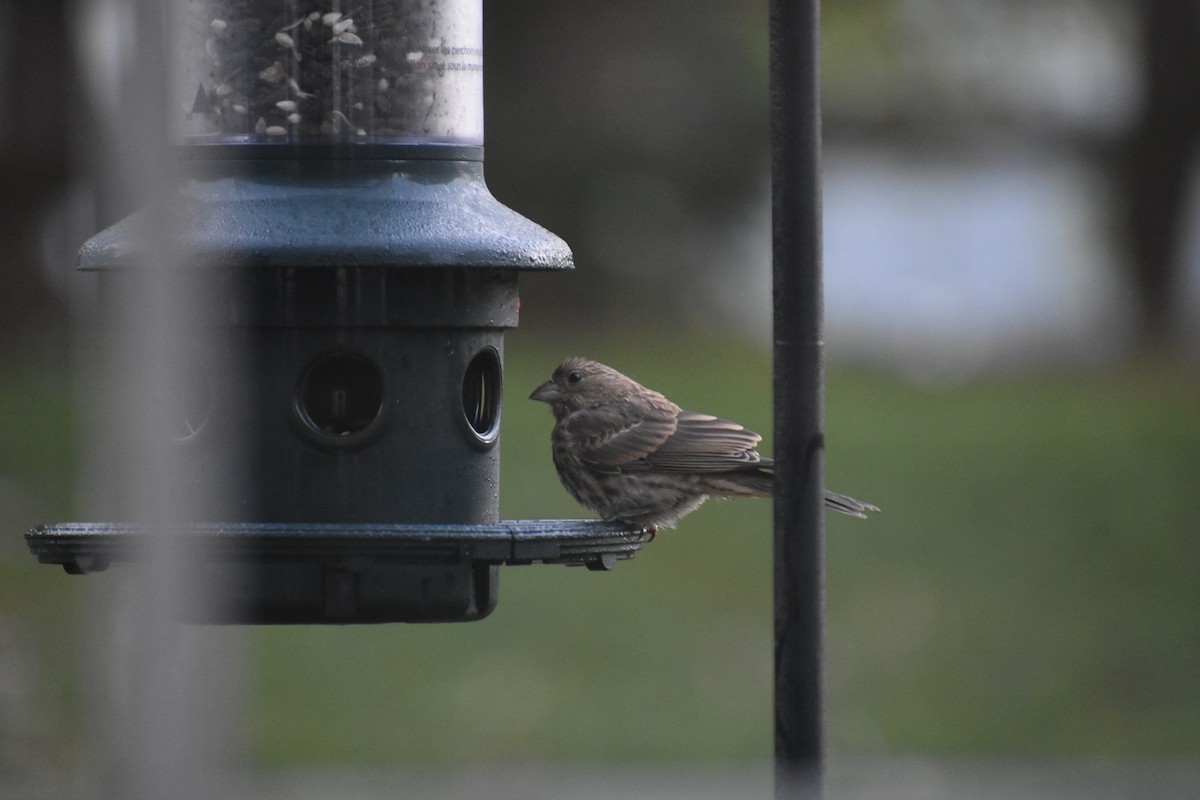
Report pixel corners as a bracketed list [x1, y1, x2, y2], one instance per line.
[27, 0, 650, 623]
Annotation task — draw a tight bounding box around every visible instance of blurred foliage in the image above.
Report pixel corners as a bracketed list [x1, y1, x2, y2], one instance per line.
[823, 360, 1200, 754]
[0, 362, 81, 773]
[483, 0, 770, 330]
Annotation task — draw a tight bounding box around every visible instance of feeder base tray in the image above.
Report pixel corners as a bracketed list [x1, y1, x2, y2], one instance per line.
[25, 521, 652, 624]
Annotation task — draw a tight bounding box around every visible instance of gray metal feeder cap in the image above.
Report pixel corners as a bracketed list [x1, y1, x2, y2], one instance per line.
[77, 155, 574, 272]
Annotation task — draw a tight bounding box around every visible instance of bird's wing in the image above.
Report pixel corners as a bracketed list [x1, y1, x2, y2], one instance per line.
[644, 411, 767, 472]
[563, 408, 679, 469]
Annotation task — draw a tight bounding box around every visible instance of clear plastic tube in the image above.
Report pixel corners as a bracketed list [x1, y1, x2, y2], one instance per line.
[176, 0, 483, 145]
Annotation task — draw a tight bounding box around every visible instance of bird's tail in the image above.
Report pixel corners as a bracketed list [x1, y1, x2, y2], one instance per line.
[823, 490, 880, 519]
[717, 470, 879, 519]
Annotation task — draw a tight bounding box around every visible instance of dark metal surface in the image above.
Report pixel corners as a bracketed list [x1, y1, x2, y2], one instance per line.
[26, 521, 651, 624]
[770, 0, 826, 797]
[26, 520, 650, 570]
[63, 151, 579, 623]
[25, 520, 648, 568]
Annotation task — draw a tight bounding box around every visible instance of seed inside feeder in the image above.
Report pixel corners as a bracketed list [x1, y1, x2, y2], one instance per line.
[180, 0, 484, 143]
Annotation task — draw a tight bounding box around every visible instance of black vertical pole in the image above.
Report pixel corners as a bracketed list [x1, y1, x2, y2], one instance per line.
[770, 0, 825, 798]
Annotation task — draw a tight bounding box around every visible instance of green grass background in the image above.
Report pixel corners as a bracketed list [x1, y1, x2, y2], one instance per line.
[2, 329, 1198, 769]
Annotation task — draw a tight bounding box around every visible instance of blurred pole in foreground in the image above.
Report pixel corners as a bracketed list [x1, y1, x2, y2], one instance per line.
[74, 0, 246, 797]
[770, 0, 825, 798]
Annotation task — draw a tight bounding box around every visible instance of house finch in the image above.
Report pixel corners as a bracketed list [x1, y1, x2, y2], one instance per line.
[530, 357, 879, 531]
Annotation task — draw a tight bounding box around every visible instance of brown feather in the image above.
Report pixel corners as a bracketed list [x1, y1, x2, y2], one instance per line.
[530, 357, 879, 529]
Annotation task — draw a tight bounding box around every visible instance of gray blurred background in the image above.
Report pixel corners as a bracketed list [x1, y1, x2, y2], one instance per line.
[3, 0, 1198, 798]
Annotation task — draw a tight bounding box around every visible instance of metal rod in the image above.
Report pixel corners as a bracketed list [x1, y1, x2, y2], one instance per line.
[770, 0, 825, 797]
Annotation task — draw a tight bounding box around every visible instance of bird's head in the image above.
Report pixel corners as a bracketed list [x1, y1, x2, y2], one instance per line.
[530, 357, 652, 417]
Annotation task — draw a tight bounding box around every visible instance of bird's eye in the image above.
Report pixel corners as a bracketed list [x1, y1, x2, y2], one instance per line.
[566, 371, 583, 385]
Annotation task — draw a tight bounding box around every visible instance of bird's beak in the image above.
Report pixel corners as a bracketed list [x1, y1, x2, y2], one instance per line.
[529, 380, 560, 403]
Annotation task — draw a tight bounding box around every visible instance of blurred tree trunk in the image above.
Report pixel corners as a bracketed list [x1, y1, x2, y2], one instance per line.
[1115, 0, 1200, 348]
[0, 0, 76, 358]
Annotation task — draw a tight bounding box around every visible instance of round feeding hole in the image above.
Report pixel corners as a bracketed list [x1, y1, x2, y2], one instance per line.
[462, 348, 501, 445]
[298, 351, 385, 437]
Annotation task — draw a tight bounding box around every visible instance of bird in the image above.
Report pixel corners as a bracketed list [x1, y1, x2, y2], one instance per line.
[530, 357, 879, 531]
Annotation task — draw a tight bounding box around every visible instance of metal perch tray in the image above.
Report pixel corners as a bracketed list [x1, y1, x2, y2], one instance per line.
[26, 520, 653, 623]
[27, 520, 652, 573]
